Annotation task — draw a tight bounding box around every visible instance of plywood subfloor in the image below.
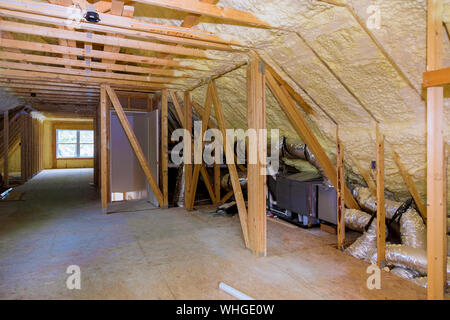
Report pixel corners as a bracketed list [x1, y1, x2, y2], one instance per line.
[0, 169, 426, 299]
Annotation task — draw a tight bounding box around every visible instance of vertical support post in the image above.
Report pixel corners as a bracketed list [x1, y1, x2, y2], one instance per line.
[376, 123, 386, 267]
[426, 0, 446, 300]
[3, 111, 8, 187]
[161, 89, 169, 207]
[214, 160, 220, 202]
[184, 91, 192, 209]
[247, 57, 267, 257]
[20, 112, 25, 181]
[336, 126, 345, 250]
[100, 84, 108, 213]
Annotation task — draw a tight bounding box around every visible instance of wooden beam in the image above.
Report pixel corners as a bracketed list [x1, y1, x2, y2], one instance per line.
[426, 0, 446, 301]
[391, 149, 427, 219]
[0, 38, 206, 70]
[423, 66, 450, 87]
[246, 57, 266, 257]
[266, 68, 360, 210]
[100, 84, 108, 213]
[161, 89, 169, 207]
[376, 123, 386, 267]
[336, 128, 345, 251]
[3, 111, 8, 187]
[0, 0, 235, 45]
[133, 0, 270, 27]
[184, 91, 193, 208]
[105, 84, 164, 206]
[265, 64, 314, 115]
[188, 83, 215, 210]
[0, 68, 171, 89]
[210, 80, 250, 248]
[0, 51, 189, 77]
[169, 91, 186, 127]
[0, 60, 179, 84]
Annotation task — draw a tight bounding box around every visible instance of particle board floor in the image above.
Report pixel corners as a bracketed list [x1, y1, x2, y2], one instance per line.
[0, 169, 427, 300]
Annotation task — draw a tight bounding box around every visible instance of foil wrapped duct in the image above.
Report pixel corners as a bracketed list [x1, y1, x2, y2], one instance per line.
[352, 186, 402, 219]
[281, 137, 332, 187]
[345, 221, 377, 261]
[390, 267, 421, 280]
[411, 276, 428, 288]
[399, 208, 427, 249]
[221, 171, 247, 191]
[369, 244, 450, 276]
[173, 166, 185, 207]
[344, 208, 372, 233]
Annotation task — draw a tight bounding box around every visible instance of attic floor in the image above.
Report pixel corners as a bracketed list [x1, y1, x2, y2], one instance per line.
[0, 169, 426, 300]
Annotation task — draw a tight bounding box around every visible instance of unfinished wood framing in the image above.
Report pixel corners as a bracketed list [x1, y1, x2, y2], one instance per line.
[265, 67, 360, 210]
[100, 85, 108, 213]
[184, 91, 193, 209]
[3, 111, 8, 187]
[376, 124, 386, 267]
[105, 84, 164, 206]
[336, 129, 345, 251]
[161, 89, 169, 207]
[425, 0, 446, 300]
[246, 57, 267, 257]
[210, 80, 250, 248]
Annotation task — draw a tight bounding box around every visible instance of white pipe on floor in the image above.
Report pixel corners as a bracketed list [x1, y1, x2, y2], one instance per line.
[219, 282, 254, 300]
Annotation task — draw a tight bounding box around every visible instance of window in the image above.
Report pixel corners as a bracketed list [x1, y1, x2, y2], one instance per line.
[56, 129, 94, 159]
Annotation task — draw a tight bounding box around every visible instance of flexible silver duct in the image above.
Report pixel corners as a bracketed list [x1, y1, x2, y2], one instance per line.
[399, 208, 427, 250]
[352, 186, 402, 219]
[390, 267, 421, 280]
[345, 221, 378, 262]
[344, 208, 372, 233]
[221, 171, 248, 191]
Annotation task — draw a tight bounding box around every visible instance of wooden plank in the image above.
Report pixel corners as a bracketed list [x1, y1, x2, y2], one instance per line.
[3, 111, 8, 187]
[169, 91, 186, 127]
[214, 162, 220, 201]
[105, 84, 164, 206]
[246, 57, 266, 257]
[266, 69, 360, 210]
[265, 64, 314, 115]
[423, 66, 450, 87]
[336, 130, 345, 251]
[184, 91, 193, 208]
[188, 83, 215, 210]
[0, 38, 205, 70]
[376, 123, 386, 267]
[161, 89, 169, 207]
[391, 149, 427, 219]
[100, 85, 108, 213]
[0, 61, 178, 84]
[0, 69, 170, 90]
[210, 80, 250, 248]
[426, 0, 446, 301]
[0, 51, 188, 77]
[1, 0, 234, 45]
[133, 0, 270, 27]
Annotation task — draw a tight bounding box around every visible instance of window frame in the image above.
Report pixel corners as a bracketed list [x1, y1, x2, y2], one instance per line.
[56, 129, 94, 159]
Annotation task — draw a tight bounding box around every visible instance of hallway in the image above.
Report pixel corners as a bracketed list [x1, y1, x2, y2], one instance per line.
[0, 169, 426, 299]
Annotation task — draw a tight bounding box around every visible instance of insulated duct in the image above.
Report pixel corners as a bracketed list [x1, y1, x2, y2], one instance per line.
[221, 171, 248, 191]
[390, 267, 421, 280]
[351, 186, 402, 219]
[399, 208, 427, 250]
[345, 219, 378, 262]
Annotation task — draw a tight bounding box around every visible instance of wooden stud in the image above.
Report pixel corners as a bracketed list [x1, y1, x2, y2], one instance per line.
[376, 123, 386, 267]
[246, 57, 267, 257]
[210, 80, 250, 248]
[184, 91, 193, 208]
[426, 0, 446, 300]
[100, 85, 108, 213]
[105, 84, 164, 206]
[423, 66, 450, 87]
[188, 84, 215, 210]
[3, 111, 8, 187]
[214, 161, 221, 202]
[169, 91, 186, 128]
[336, 127, 345, 251]
[161, 89, 169, 207]
[391, 149, 427, 219]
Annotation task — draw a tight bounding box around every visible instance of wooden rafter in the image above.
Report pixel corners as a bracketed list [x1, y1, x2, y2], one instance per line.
[376, 124, 386, 267]
[132, 0, 270, 27]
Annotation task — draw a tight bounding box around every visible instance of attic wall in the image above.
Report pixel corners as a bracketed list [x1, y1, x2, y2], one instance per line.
[133, 0, 450, 208]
